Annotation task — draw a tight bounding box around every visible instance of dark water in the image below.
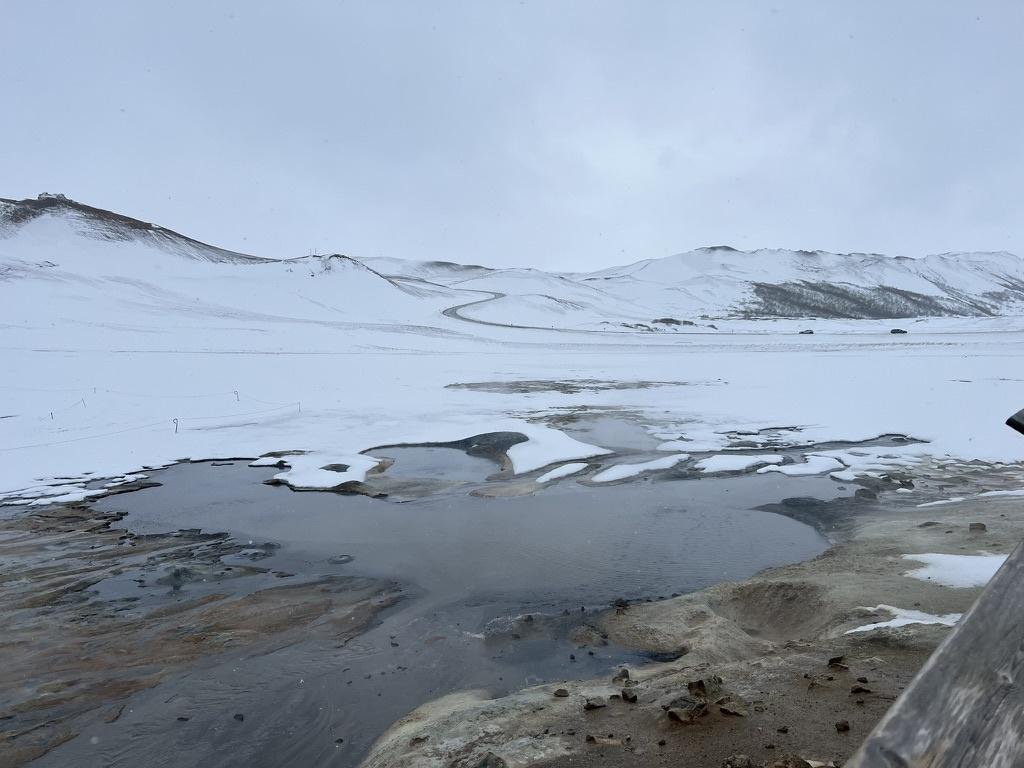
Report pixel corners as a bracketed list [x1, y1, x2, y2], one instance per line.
[38, 459, 834, 768]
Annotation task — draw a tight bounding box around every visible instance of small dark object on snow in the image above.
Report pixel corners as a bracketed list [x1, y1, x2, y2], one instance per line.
[835, 719, 851, 732]
[777, 725, 789, 733]
[553, 688, 570, 698]
[176, 716, 189, 722]
[233, 713, 244, 722]
[335, 738, 344, 744]
[970, 522, 987, 532]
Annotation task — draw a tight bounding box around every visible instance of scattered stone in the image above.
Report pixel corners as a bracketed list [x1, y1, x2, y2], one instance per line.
[851, 685, 872, 694]
[612, 668, 630, 684]
[777, 725, 789, 733]
[586, 735, 622, 746]
[584, 696, 607, 711]
[658, 739, 667, 746]
[553, 688, 570, 698]
[723, 755, 757, 768]
[827, 653, 845, 666]
[835, 720, 851, 733]
[523, 614, 534, 623]
[666, 693, 709, 723]
[768, 758, 811, 768]
[328, 554, 354, 565]
[176, 716, 190, 722]
[621, 688, 638, 703]
[856, 676, 868, 683]
[233, 713, 244, 722]
[718, 698, 748, 717]
[409, 735, 429, 746]
[969, 522, 987, 532]
[918, 521, 940, 528]
[473, 753, 508, 768]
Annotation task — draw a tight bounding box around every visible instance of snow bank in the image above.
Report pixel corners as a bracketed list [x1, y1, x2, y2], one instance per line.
[902, 552, 1008, 588]
[591, 454, 689, 483]
[694, 454, 783, 473]
[505, 427, 611, 474]
[757, 455, 844, 477]
[536, 463, 589, 483]
[845, 604, 962, 634]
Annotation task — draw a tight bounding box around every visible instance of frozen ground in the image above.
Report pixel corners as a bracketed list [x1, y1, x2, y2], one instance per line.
[2, 196, 1024, 504]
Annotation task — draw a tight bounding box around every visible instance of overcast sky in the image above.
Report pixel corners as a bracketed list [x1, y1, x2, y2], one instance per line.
[3, 2, 1022, 269]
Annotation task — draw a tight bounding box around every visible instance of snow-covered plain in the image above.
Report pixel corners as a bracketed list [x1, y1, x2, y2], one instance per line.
[3, 195, 1024, 504]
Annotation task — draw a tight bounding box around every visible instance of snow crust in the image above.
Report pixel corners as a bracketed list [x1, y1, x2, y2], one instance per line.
[591, 454, 689, 483]
[845, 604, 962, 634]
[694, 454, 783, 473]
[757, 455, 844, 476]
[535, 463, 589, 483]
[902, 552, 1008, 588]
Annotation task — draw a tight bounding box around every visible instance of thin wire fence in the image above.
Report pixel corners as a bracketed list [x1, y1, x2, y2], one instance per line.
[0, 389, 301, 452]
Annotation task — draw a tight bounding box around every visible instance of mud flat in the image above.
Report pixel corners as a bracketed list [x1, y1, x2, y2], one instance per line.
[0, 497, 400, 767]
[362, 491, 1024, 768]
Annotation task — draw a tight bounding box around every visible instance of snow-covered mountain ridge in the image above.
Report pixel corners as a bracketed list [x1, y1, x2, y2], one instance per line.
[4, 193, 1024, 326]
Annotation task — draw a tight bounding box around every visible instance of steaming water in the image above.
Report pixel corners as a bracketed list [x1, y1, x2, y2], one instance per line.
[39, 457, 834, 768]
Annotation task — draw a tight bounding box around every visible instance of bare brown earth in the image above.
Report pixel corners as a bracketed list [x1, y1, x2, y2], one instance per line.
[361, 493, 1024, 768]
[0, 501, 400, 768]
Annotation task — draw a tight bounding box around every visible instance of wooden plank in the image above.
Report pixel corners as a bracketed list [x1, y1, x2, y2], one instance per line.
[846, 541, 1024, 767]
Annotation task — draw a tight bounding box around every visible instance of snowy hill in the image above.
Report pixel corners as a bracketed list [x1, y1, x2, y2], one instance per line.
[576, 245, 1024, 320]
[0, 195, 456, 351]
[4, 194, 1024, 336]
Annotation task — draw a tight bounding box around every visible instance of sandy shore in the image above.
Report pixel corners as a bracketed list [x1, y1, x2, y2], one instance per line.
[361, 491, 1023, 768]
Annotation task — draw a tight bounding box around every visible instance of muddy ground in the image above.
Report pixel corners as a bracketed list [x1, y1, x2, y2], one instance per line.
[0, 499, 400, 767]
[361, 494, 1024, 768]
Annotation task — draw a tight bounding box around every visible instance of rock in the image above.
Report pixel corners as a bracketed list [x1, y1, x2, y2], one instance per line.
[827, 654, 845, 665]
[686, 675, 723, 700]
[585, 735, 622, 746]
[777, 725, 789, 733]
[658, 739, 667, 746]
[335, 738, 344, 744]
[473, 753, 508, 768]
[718, 698, 748, 717]
[854, 488, 877, 500]
[835, 720, 851, 733]
[857, 676, 868, 683]
[523, 614, 534, 623]
[621, 688, 638, 703]
[769, 758, 811, 768]
[233, 713, 244, 722]
[328, 554, 354, 565]
[612, 668, 630, 684]
[851, 685, 872, 694]
[553, 688, 570, 698]
[723, 755, 757, 768]
[890, 328, 908, 334]
[666, 693, 709, 723]
[969, 522, 987, 532]
[584, 696, 607, 711]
